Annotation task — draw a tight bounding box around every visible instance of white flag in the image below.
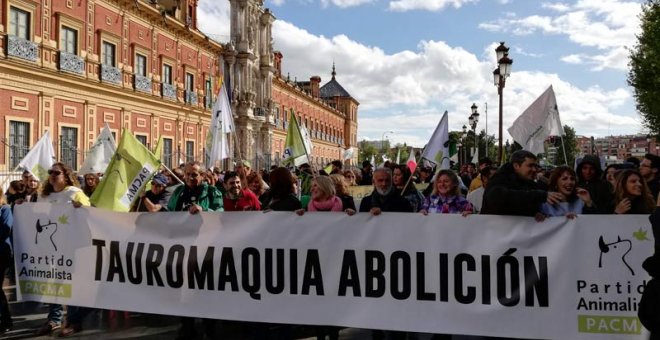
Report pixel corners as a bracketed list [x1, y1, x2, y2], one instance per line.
[507, 85, 564, 155]
[18, 130, 55, 181]
[207, 82, 234, 167]
[300, 124, 314, 155]
[342, 148, 354, 161]
[79, 124, 117, 175]
[370, 155, 375, 168]
[471, 147, 479, 164]
[421, 111, 450, 170]
[395, 148, 401, 164]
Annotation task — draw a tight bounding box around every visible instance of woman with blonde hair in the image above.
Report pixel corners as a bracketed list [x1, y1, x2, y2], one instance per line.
[420, 169, 473, 216]
[613, 169, 655, 214]
[342, 169, 357, 186]
[330, 174, 356, 214]
[297, 175, 343, 213]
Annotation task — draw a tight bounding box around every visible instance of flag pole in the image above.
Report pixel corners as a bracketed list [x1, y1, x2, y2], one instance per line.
[400, 154, 420, 196]
[560, 136, 568, 166]
[161, 163, 184, 185]
[292, 114, 318, 177]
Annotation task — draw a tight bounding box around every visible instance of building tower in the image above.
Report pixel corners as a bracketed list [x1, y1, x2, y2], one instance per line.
[320, 64, 359, 166]
[225, 0, 275, 168]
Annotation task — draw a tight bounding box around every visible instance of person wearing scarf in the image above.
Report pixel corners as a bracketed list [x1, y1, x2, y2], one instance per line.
[420, 169, 473, 216]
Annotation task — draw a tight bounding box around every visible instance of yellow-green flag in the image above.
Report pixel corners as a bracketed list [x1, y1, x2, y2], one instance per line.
[153, 136, 164, 161]
[282, 111, 308, 166]
[91, 130, 161, 212]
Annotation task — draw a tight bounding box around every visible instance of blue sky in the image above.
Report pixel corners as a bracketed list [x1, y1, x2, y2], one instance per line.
[198, 0, 644, 147]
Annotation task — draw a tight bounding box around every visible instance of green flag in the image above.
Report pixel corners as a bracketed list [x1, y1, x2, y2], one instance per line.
[282, 111, 308, 166]
[91, 130, 161, 212]
[153, 136, 163, 160]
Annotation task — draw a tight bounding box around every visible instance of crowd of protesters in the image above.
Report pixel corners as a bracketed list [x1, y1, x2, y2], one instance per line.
[1, 150, 660, 339]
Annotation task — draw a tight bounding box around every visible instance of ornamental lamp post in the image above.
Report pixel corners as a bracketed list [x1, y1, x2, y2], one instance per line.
[494, 42, 513, 163]
[470, 103, 479, 162]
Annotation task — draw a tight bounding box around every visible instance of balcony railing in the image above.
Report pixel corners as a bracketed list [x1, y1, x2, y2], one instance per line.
[101, 64, 122, 85]
[7, 35, 39, 62]
[162, 83, 177, 101]
[254, 107, 266, 117]
[185, 90, 197, 106]
[59, 51, 84, 75]
[134, 74, 152, 93]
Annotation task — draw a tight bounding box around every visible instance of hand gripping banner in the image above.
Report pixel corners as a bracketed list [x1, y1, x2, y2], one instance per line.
[13, 204, 653, 339]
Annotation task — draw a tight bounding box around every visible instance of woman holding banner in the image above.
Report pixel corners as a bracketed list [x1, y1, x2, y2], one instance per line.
[296, 175, 343, 214]
[420, 170, 473, 216]
[538, 166, 600, 219]
[35, 163, 91, 337]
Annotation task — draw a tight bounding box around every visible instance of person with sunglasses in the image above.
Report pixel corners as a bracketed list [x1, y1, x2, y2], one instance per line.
[35, 163, 90, 337]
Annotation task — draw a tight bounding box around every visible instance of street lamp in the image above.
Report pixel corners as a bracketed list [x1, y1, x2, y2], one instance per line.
[469, 103, 479, 162]
[494, 42, 513, 163]
[382, 130, 394, 161]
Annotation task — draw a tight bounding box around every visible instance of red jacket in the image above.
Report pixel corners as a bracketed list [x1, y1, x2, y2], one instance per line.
[223, 189, 261, 211]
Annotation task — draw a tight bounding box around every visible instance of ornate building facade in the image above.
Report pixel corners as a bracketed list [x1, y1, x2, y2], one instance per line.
[224, 0, 275, 169]
[270, 55, 359, 168]
[0, 0, 222, 171]
[225, 0, 357, 169]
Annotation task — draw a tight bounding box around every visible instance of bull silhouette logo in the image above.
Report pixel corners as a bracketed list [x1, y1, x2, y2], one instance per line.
[598, 235, 634, 276]
[35, 219, 58, 251]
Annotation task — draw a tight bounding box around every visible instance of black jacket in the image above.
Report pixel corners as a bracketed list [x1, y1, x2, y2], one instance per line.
[359, 190, 413, 213]
[576, 155, 613, 213]
[481, 163, 547, 216]
[640, 209, 660, 337]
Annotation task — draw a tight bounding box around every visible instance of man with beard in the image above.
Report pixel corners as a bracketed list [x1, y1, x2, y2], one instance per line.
[223, 171, 261, 211]
[359, 167, 413, 215]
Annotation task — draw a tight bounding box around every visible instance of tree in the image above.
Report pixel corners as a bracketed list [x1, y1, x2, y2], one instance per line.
[358, 140, 377, 164]
[551, 125, 578, 167]
[628, 0, 660, 134]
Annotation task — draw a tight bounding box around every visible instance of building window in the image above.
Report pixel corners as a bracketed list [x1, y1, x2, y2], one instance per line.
[163, 64, 173, 85]
[186, 141, 195, 162]
[163, 138, 173, 169]
[9, 7, 30, 39]
[185, 73, 194, 91]
[135, 53, 147, 76]
[60, 127, 78, 170]
[135, 134, 147, 146]
[102, 41, 116, 67]
[8, 121, 30, 169]
[205, 78, 212, 108]
[61, 26, 77, 54]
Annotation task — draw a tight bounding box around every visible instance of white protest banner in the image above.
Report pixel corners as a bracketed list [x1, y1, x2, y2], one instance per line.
[13, 204, 652, 339]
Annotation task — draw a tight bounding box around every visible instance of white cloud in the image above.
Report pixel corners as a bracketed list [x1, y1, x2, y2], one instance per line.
[271, 21, 638, 146]
[479, 0, 642, 71]
[196, 1, 641, 147]
[321, 0, 374, 8]
[197, 1, 231, 42]
[269, 0, 286, 5]
[388, 0, 477, 12]
[561, 54, 584, 64]
[542, 2, 572, 12]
